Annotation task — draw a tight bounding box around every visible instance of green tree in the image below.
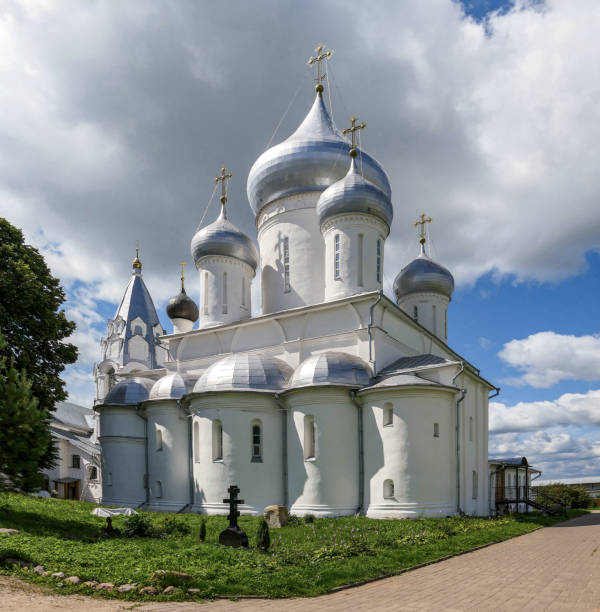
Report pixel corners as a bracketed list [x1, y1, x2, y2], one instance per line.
[0, 333, 55, 490]
[0, 218, 78, 477]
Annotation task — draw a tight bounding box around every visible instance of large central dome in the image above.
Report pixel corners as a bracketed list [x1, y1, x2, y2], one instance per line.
[247, 91, 391, 217]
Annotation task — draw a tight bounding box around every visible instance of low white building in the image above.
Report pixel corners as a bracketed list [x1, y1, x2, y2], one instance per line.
[95, 50, 499, 518]
[42, 402, 102, 502]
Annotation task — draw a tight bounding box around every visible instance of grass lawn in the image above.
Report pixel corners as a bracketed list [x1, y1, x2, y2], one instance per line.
[0, 492, 588, 601]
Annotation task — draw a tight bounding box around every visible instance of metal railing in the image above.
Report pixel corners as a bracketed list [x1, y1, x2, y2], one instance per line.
[495, 486, 567, 516]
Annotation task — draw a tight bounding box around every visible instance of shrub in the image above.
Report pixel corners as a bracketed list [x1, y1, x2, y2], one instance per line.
[256, 518, 270, 552]
[162, 517, 190, 536]
[303, 514, 316, 524]
[123, 513, 153, 538]
[537, 484, 592, 509]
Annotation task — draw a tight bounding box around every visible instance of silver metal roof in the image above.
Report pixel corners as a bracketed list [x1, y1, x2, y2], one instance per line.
[361, 372, 443, 391]
[247, 92, 391, 216]
[191, 206, 258, 270]
[149, 373, 187, 400]
[380, 354, 453, 374]
[103, 377, 154, 405]
[166, 288, 199, 322]
[393, 250, 454, 300]
[289, 351, 372, 388]
[316, 157, 393, 227]
[193, 353, 293, 393]
[52, 402, 94, 431]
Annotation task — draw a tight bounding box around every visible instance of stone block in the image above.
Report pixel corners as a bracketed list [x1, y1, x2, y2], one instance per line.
[33, 565, 45, 575]
[0, 528, 19, 535]
[65, 576, 80, 585]
[82, 581, 98, 588]
[51, 572, 66, 579]
[150, 569, 191, 583]
[118, 584, 137, 593]
[264, 504, 289, 528]
[96, 582, 114, 590]
[163, 586, 176, 594]
[140, 586, 158, 595]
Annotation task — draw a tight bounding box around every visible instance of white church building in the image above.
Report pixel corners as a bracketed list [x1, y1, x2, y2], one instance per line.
[95, 49, 497, 518]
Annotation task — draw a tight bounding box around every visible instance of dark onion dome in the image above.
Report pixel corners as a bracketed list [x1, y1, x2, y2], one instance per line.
[149, 373, 187, 400]
[316, 157, 393, 228]
[289, 351, 371, 389]
[166, 288, 199, 322]
[103, 377, 154, 405]
[393, 249, 454, 301]
[193, 353, 293, 393]
[247, 91, 391, 217]
[191, 205, 258, 271]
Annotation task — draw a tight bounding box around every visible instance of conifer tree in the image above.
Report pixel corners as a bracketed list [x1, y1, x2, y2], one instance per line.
[256, 518, 270, 552]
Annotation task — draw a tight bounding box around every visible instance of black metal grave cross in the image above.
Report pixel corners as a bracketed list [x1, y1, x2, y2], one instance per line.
[223, 485, 244, 529]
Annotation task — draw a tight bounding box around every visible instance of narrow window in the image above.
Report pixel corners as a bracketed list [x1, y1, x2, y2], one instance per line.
[283, 236, 291, 293]
[203, 272, 209, 315]
[222, 272, 228, 314]
[383, 479, 394, 499]
[433, 304, 437, 334]
[413, 305, 418, 322]
[241, 276, 246, 307]
[357, 233, 364, 286]
[444, 309, 448, 339]
[472, 470, 478, 499]
[376, 239, 382, 283]
[469, 416, 473, 442]
[433, 422, 440, 437]
[89, 466, 98, 480]
[304, 415, 315, 460]
[156, 427, 163, 451]
[383, 403, 393, 427]
[193, 420, 200, 463]
[156, 480, 163, 498]
[251, 421, 262, 462]
[72, 454, 80, 469]
[334, 234, 341, 280]
[212, 420, 223, 461]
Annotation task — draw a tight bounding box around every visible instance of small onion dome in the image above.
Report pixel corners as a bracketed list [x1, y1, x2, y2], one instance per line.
[289, 351, 371, 389]
[193, 353, 293, 393]
[103, 377, 154, 405]
[191, 206, 259, 271]
[166, 288, 199, 322]
[247, 91, 391, 217]
[393, 250, 454, 301]
[316, 157, 393, 227]
[149, 373, 187, 400]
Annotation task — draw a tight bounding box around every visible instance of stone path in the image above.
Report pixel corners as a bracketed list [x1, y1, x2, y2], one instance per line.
[1, 511, 599, 611]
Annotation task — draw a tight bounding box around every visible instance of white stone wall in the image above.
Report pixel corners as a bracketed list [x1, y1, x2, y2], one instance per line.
[397, 292, 450, 342]
[257, 193, 324, 314]
[196, 256, 253, 329]
[321, 214, 387, 302]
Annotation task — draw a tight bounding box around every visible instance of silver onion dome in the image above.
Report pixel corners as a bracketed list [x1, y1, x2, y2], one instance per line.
[393, 249, 454, 301]
[191, 205, 259, 271]
[166, 288, 199, 322]
[289, 351, 371, 389]
[316, 157, 393, 227]
[103, 377, 154, 405]
[149, 373, 187, 400]
[247, 92, 391, 217]
[193, 353, 293, 393]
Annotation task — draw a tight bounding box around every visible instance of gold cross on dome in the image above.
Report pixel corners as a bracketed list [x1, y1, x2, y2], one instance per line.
[215, 167, 233, 205]
[342, 116, 366, 157]
[307, 44, 333, 92]
[133, 240, 142, 269]
[414, 213, 432, 245]
[180, 260, 186, 291]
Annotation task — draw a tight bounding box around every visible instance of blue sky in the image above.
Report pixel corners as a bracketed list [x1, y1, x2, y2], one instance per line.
[1, 0, 599, 480]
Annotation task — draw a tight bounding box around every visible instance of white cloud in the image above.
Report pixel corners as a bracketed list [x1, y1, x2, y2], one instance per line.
[498, 331, 600, 388]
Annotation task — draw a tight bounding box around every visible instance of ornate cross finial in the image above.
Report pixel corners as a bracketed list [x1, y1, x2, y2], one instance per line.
[132, 240, 142, 270]
[180, 260, 186, 291]
[342, 116, 366, 158]
[215, 167, 233, 207]
[414, 213, 432, 246]
[307, 44, 333, 93]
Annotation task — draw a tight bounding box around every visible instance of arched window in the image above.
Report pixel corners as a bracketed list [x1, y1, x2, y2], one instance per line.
[156, 480, 163, 498]
[222, 272, 228, 314]
[251, 421, 262, 462]
[193, 420, 200, 463]
[334, 234, 341, 279]
[444, 310, 448, 339]
[304, 415, 315, 460]
[241, 276, 246, 307]
[107, 367, 115, 390]
[357, 233, 364, 286]
[383, 479, 394, 499]
[413, 305, 418, 322]
[283, 236, 291, 293]
[383, 403, 393, 427]
[432, 304, 437, 334]
[376, 239, 382, 283]
[203, 272, 209, 315]
[472, 470, 478, 499]
[433, 422, 440, 437]
[89, 466, 98, 480]
[155, 426, 163, 451]
[212, 420, 223, 461]
[469, 416, 473, 442]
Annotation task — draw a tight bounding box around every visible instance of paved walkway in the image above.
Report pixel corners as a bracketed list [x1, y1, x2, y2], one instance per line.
[1, 511, 599, 611]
